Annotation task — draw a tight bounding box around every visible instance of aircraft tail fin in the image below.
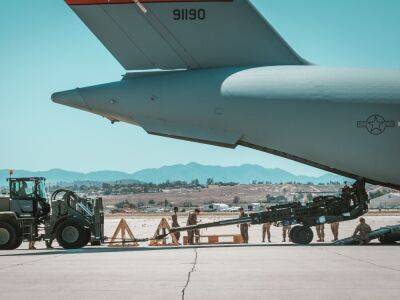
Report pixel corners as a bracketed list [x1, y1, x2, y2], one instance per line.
[66, 0, 307, 70]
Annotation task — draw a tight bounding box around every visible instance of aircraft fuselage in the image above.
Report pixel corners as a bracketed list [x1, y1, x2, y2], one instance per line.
[52, 66, 400, 189]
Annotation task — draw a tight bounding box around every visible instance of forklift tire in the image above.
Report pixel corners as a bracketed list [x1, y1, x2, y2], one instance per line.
[14, 236, 23, 249]
[56, 219, 90, 249]
[290, 225, 314, 245]
[0, 221, 21, 250]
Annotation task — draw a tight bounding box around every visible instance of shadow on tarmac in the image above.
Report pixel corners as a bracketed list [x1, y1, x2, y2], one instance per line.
[1, 242, 398, 257]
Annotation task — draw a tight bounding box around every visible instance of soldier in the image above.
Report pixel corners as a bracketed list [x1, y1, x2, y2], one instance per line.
[330, 222, 340, 241]
[353, 217, 372, 245]
[18, 181, 28, 197]
[187, 208, 200, 245]
[282, 225, 291, 242]
[316, 224, 325, 242]
[341, 181, 352, 209]
[45, 239, 54, 249]
[28, 240, 36, 250]
[238, 207, 250, 243]
[262, 207, 271, 243]
[262, 222, 271, 243]
[171, 206, 181, 243]
[28, 224, 38, 250]
[352, 179, 368, 208]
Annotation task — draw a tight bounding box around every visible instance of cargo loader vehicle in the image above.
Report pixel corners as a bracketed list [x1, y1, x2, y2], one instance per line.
[0, 177, 104, 250]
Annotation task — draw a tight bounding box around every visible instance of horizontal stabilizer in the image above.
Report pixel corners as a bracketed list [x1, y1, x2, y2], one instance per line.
[66, 0, 306, 70]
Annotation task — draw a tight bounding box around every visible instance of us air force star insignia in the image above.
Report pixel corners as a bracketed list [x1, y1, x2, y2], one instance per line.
[357, 114, 396, 135]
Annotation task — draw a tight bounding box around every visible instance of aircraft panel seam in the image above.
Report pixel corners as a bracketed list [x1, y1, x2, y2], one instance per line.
[101, 5, 158, 69]
[141, 7, 200, 69]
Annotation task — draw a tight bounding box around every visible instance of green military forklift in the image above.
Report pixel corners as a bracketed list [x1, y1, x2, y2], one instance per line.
[0, 177, 104, 250]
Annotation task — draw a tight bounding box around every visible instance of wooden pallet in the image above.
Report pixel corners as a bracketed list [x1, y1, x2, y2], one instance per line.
[183, 234, 244, 245]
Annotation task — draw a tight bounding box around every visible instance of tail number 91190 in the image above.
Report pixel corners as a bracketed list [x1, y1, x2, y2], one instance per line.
[173, 9, 206, 21]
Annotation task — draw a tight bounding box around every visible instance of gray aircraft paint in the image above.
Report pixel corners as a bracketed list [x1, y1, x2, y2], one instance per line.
[53, 0, 400, 189]
[68, 0, 306, 69]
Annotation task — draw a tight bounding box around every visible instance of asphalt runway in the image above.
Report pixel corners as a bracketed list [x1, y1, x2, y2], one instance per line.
[1, 216, 399, 300]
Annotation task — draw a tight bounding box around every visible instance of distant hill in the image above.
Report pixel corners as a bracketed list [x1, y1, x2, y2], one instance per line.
[0, 169, 137, 184]
[131, 163, 346, 184]
[0, 163, 347, 185]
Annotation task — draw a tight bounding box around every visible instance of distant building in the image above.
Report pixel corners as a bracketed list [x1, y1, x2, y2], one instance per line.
[207, 185, 220, 189]
[240, 203, 262, 212]
[203, 203, 230, 212]
[370, 193, 400, 209]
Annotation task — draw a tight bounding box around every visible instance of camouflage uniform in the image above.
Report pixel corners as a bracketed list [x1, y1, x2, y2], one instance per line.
[316, 224, 325, 242]
[282, 225, 292, 242]
[342, 184, 352, 209]
[353, 223, 372, 245]
[330, 222, 340, 241]
[239, 212, 250, 243]
[187, 212, 199, 244]
[262, 223, 271, 242]
[171, 213, 180, 242]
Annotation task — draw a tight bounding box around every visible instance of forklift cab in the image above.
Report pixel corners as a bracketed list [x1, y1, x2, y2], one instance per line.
[8, 177, 49, 218]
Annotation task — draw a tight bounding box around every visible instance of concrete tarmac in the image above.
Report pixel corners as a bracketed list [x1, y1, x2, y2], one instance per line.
[1, 216, 400, 300]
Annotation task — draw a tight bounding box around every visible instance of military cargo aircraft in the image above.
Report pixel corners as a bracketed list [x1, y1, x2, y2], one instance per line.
[52, 0, 400, 189]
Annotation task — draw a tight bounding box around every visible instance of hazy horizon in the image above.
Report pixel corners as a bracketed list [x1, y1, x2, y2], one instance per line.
[2, 162, 333, 177]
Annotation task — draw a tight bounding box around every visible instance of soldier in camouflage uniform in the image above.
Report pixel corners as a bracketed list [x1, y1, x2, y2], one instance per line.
[262, 222, 271, 243]
[262, 208, 271, 243]
[330, 222, 340, 242]
[316, 224, 325, 242]
[353, 217, 372, 245]
[282, 225, 291, 242]
[238, 208, 250, 243]
[187, 208, 200, 244]
[171, 206, 181, 243]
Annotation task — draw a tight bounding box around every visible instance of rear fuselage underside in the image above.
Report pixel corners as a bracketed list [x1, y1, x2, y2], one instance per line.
[52, 66, 400, 189]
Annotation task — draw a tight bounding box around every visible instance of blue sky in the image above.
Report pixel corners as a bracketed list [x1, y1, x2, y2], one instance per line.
[0, 0, 399, 175]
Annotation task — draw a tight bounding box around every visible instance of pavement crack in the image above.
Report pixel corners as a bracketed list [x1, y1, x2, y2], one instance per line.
[318, 248, 400, 273]
[181, 248, 198, 300]
[0, 254, 64, 271]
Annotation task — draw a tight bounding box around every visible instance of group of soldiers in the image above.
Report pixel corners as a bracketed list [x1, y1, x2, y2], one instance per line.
[239, 209, 372, 245]
[172, 207, 373, 245]
[170, 206, 201, 245]
[315, 222, 340, 243]
[239, 207, 341, 244]
[238, 207, 292, 243]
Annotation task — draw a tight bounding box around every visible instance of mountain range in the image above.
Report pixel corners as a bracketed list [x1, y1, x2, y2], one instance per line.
[0, 163, 346, 185]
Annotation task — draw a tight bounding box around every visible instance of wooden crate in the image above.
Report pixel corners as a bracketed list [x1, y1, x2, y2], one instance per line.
[183, 234, 244, 245]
